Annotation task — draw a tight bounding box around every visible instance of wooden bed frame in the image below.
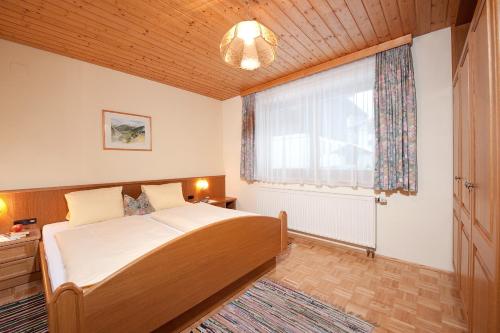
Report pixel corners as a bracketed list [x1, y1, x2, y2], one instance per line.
[0, 176, 288, 332]
[40, 213, 288, 333]
[7, 175, 288, 332]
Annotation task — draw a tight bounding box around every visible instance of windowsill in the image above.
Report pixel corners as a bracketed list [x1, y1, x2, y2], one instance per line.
[251, 181, 376, 197]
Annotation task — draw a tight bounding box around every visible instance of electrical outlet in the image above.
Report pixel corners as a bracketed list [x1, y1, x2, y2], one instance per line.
[13, 218, 37, 225]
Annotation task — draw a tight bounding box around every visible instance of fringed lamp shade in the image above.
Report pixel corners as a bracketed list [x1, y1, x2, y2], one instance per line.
[220, 20, 278, 71]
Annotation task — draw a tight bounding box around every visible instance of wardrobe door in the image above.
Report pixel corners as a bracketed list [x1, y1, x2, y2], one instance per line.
[452, 79, 461, 277]
[458, 49, 472, 314]
[453, 215, 460, 279]
[453, 79, 462, 204]
[469, 1, 497, 331]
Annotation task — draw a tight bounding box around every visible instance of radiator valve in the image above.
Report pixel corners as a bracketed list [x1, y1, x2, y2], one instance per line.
[375, 193, 387, 204]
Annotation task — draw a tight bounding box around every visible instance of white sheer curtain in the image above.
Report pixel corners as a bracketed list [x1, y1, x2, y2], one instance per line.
[254, 56, 375, 188]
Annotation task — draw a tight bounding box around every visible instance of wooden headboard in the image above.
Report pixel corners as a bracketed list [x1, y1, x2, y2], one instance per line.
[0, 175, 225, 233]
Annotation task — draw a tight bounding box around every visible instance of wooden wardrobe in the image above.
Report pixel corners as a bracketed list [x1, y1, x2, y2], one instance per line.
[452, 0, 500, 331]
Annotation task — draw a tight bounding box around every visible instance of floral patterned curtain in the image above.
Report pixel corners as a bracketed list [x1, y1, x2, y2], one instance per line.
[374, 45, 418, 192]
[240, 93, 256, 182]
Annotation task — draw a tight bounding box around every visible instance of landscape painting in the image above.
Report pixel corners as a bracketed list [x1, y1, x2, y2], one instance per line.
[102, 110, 152, 151]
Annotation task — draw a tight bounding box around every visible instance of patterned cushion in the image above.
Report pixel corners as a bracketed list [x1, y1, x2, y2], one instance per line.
[123, 193, 154, 216]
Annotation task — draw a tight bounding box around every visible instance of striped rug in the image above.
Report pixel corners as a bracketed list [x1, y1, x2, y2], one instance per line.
[0, 293, 48, 333]
[196, 279, 374, 333]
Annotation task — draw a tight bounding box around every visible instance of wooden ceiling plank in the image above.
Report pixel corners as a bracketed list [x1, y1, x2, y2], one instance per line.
[361, 0, 392, 41]
[325, 0, 369, 49]
[241, 34, 412, 96]
[4, 0, 313, 98]
[397, 0, 417, 35]
[238, 0, 327, 63]
[344, 0, 380, 45]
[246, 0, 330, 63]
[212, 1, 322, 66]
[155, 0, 304, 74]
[233, 2, 323, 65]
[0, 0, 457, 100]
[0, 25, 233, 99]
[430, 0, 449, 30]
[270, 0, 338, 58]
[2, 1, 243, 91]
[37, 0, 262, 85]
[415, 0, 432, 35]
[136, 0, 297, 75]
[20, 0, 245, 89]
[106, 0, 303, 87]
[379, 0, 405, 38]
[293, 0, 355, 54]
[95, 0, 284, 79]
[0, 21, 235, 100]
[124, 0, 302, 79]
[182, 0, 330, 81]
[446, 0, 459, 25]
[0, 8, 239, 98]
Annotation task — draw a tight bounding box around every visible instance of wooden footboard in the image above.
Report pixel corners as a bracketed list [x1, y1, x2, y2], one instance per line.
[40, 243, 85, 333]
[41, 212, 287, 333]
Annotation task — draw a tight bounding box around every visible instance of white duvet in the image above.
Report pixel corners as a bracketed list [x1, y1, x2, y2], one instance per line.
[47, 202, 257, 290]
[150, 202, 255, 232]
[54, 215, 182, 288]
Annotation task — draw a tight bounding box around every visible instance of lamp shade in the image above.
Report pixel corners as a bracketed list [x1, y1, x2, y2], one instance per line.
[196, 179, 209, 191]
[0, 198, 7, 216]
[220, 20, 278, 71]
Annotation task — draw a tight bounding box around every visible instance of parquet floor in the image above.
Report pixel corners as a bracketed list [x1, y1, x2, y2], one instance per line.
[0, 280, 42, 307]
[266, 237, 468, 333]
[2, 237, 468, 333]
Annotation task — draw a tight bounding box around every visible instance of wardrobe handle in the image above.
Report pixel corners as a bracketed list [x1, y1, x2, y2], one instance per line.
[464, 181, 476, 190]
[454, 176, 462, 180]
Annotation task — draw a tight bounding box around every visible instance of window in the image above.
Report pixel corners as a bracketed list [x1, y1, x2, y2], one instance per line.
[254, 56, 375, 188]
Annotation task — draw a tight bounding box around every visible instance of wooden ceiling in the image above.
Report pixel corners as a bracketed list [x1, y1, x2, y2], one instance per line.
[0, 0, 460, 100]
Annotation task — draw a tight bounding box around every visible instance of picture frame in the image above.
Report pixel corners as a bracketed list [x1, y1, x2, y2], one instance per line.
[102, 110, 152, 151]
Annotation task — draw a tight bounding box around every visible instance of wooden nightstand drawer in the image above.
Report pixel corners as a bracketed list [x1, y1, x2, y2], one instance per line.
[0, 242, 37, 264]
[0, 257, 37, 282]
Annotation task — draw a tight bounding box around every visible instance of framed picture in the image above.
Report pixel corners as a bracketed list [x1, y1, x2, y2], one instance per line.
[102, 110, 152, 151]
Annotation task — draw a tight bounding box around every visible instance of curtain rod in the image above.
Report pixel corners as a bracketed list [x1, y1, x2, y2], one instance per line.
[240, 34, 413, 97]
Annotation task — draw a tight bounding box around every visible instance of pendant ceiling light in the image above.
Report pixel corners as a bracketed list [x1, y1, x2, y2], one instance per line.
[220, 20, 278, 71]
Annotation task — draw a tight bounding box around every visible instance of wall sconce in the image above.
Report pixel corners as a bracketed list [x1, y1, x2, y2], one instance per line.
[0, 198, 9, 232]
[196, 179, 209, 202]
[0, 198, 7, 217]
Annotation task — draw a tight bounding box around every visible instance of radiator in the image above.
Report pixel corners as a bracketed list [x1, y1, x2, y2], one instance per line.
[255, 187, 376, 249]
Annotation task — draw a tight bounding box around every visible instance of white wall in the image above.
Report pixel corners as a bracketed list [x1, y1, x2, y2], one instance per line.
[222, 28, 453, 271]
[0, 39, 224, 190]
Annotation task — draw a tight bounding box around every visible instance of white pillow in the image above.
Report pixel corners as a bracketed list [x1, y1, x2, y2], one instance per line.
[141, 183, 185, 210]
[65, 186, 124, 227]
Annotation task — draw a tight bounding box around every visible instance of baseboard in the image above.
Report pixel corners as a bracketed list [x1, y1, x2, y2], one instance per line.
[289, 231, 454, 276]
[288, 231, 369, 253]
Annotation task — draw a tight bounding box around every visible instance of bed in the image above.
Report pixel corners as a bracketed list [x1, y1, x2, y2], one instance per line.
[40, 201, 288, 333]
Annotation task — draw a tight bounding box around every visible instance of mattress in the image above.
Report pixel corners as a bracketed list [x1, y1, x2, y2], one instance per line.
[150, 202, 255, 232]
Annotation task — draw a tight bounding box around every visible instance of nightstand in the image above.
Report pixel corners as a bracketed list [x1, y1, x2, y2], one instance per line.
[208, 197, 237, 209]
[0, 225, 41, 293]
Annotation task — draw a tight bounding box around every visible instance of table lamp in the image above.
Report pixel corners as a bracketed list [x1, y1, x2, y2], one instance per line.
[196, 179, 209, 202]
